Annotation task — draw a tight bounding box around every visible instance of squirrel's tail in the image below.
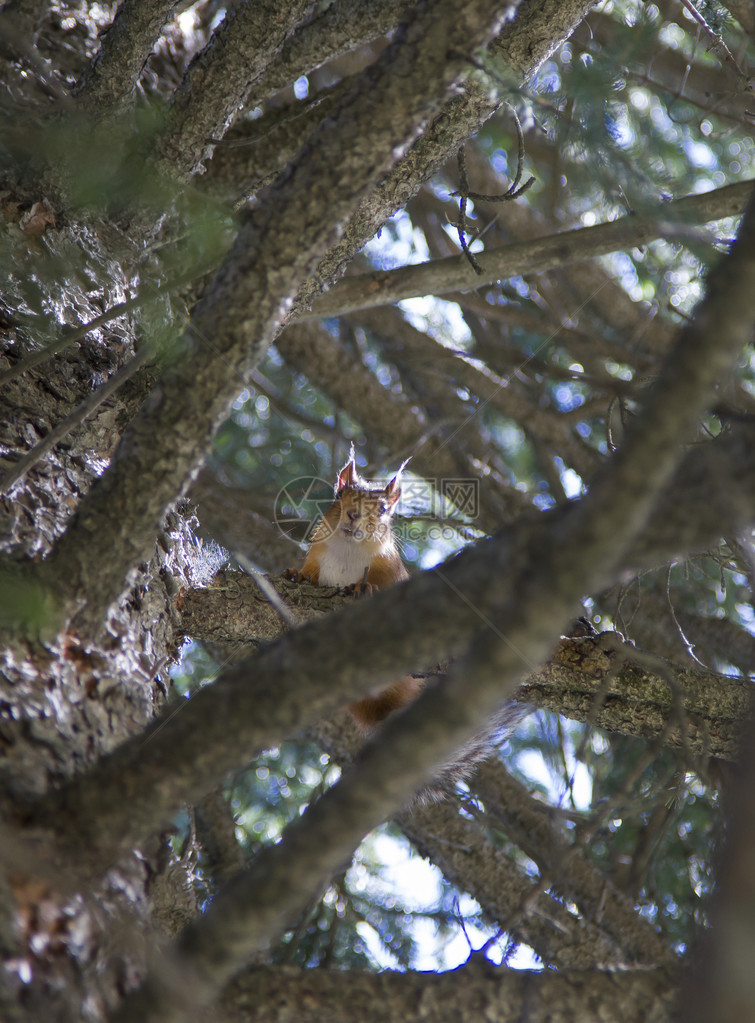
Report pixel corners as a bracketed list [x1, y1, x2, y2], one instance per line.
[415, 702, 531, 805]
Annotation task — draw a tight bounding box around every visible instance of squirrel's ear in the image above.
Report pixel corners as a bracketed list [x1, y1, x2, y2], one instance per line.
[385, 457, 410, 506]
[336, 446, 359, 492]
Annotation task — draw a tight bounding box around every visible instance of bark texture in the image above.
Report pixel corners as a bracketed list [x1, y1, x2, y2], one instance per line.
[218, 963, 679, 1023]
[0, 0, 752, 1020]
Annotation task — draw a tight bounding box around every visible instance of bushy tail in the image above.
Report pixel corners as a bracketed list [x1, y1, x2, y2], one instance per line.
[416, 702, 531, 804]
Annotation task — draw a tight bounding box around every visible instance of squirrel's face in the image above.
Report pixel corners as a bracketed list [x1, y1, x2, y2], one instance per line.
[331, 488, 394, 545]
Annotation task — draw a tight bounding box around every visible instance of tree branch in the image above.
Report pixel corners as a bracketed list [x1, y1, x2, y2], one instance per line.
[307, 180, 754, 317]
[242, 0, 414, 109]
[180, 570, 753, 761]
[31, 411, 755, 882]
[517, 635, 752, 761]
[38, 0, 512, 637]
[203, 0, 598, 210]
[73, 0, 181, 111]
[154, 0, 312, 179]
[93, 190, 755, 1020]
[215, 963, 678, 1023]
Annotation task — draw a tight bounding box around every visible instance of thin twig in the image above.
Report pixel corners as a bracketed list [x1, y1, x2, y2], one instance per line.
[454, 107, 536, 204]
[452, 105, 535, 274]
[677, 0, 748, 81]
[455, 146, 484, 274]
[233, 552, 298, 629]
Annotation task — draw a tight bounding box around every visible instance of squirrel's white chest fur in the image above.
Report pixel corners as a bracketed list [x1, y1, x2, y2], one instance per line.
[316, 534, 380, 587]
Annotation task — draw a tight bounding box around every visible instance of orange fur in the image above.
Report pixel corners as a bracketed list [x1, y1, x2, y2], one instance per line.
[296, 453, 418, 726]
[348, 676, 425, 729]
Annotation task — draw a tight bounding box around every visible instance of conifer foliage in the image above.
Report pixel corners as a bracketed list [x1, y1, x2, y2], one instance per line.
[0, 2, 753, 1021]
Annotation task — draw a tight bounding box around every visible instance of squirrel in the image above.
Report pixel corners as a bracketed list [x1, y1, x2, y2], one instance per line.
[293, 448, 529, 797]
[296, 449, 424, 729]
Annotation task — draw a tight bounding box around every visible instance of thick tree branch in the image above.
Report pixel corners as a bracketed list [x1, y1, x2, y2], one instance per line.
[517, 636, 753, 760]
[181, 569, 753, 760]
[205, 78, 352, 196]
[73, 0, 181, 111]
[204, 0, 597, 208]
[32, 410, 755, 882]
[39, 0, 512, 636]
[309, 714, 665, 968]
[96, 192, 755, 1020]
[243, 0, 414, 109]
[215, 963, 678, 1023]
[154, 0, 312, 179]
[489, 0, 600, 81]
[307, 180, 754, 317]
[183, 0, 417, 195]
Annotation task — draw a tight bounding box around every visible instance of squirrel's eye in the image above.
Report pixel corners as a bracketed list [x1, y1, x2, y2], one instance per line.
[379, 502, 387, 514]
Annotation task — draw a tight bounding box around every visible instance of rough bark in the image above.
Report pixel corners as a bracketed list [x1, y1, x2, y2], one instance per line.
[25, 199, 755, 1021]
[180, 570, 754, 762]
[215, 963, 679, 1023]
[242, 0, 415, 109]
[74, 0, 181, 111]
[38, 0, 513, 638]
[154, 0, 313, 179]
[31, 405, 755, 882]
